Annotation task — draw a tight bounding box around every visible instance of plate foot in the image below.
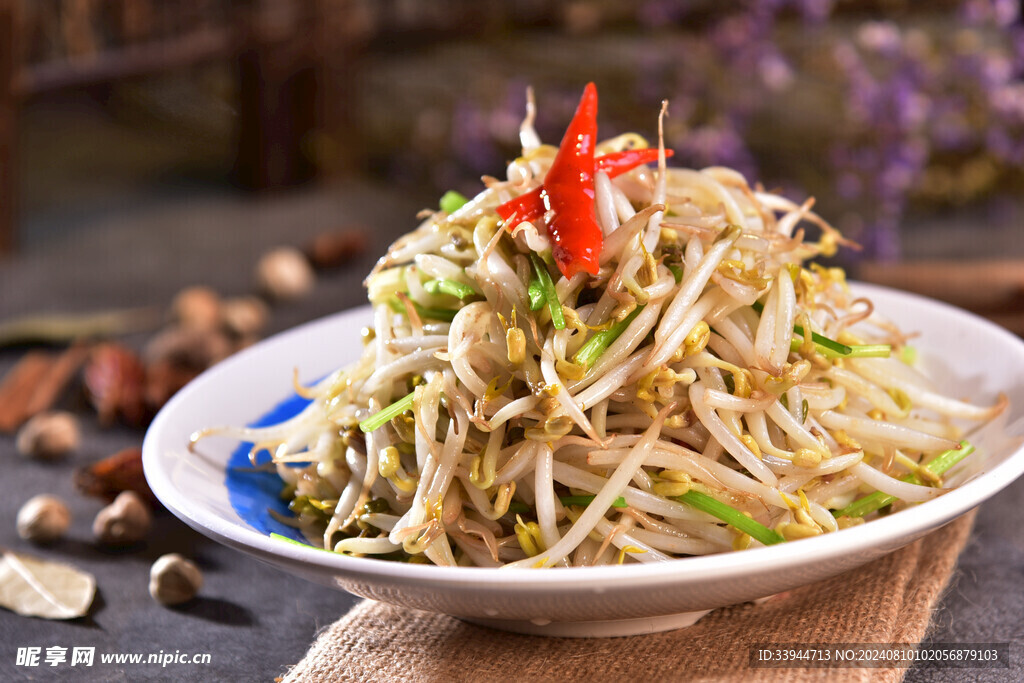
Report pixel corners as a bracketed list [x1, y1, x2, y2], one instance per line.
[460, 609, 713, 637]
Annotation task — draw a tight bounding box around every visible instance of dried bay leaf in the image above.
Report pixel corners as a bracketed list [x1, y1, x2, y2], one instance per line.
[0, 550, 96, 619]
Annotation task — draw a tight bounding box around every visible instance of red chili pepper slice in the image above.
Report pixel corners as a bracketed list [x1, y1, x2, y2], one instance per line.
[541, 82, 601, 277]
[494, 188, 544, 226]
[496, 148, 673, 228]
[598, 148, 673, 177]
[497, 84, 676, 278]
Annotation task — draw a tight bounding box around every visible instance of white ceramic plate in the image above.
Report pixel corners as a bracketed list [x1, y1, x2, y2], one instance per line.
[143, 283, 1024, 637]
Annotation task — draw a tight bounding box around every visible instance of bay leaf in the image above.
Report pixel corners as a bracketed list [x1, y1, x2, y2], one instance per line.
[0, 550, 96, 619]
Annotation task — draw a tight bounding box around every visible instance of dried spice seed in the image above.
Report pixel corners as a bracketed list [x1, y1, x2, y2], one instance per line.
[144, 359, 200, 412]
[256, 247, 315, 301]
[84, 344, 148, 426]
[149, 554, 202, 606]
[221, 297, 268, 337]
[16, 412, 80, 460]
[16, 495, 72, 544]
[74, 447, 158, 506]
[171, 286, 223, 331]
[143, 328, 232, 371]
[93, 491, 152, 546]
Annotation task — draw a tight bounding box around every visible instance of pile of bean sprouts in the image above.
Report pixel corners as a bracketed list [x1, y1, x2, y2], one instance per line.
[194, 96, 1006, 569]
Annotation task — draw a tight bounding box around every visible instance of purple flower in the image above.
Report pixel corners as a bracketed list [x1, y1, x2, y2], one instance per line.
[857, 22, 903, 57]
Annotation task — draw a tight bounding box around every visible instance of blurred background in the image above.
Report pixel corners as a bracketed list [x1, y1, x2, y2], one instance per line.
[2, 0, 1022, 253]
[0, 2, 1023, 673]
[0, 0, 1022, 398]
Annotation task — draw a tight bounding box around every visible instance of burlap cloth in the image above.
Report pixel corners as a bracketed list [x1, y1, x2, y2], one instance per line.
[284, 511, 976, 682]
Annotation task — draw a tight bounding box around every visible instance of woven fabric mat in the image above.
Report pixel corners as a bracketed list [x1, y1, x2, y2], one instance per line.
[284, 512, 975, 683]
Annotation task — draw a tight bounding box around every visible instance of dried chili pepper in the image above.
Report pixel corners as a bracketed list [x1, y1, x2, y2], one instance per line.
[84, 344, 148, 427]
[74, 447, 158, 506]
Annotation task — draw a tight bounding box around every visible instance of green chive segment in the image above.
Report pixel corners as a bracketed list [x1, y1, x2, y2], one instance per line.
[359, 391, 415, 433]
[507, 495, 627, 514]
[271, 533, 331, 552]
[388, 297, 458, 322]
[832, 441, 975, 519]
[752, 301, 891, 359]
[844, 344, 891, 358]
[793, 322, 851, 355]
[527, 279, 545, 311]
[440, 190, 469, 214]
[787, 338, 891, 359]
[423, 278, 476, 300]
[529, 252, 565, 330]
[677, 490, 785, 546]
[573, 306, 645, 370]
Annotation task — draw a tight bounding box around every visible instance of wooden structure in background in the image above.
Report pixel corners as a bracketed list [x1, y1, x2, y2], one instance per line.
[1, 1, 16, 253]
[858, 259, 1024, 336]
[0, 0, 325, 253]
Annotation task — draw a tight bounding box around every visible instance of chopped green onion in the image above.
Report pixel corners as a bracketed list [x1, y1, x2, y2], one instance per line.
[787, 338, 890, 359]
[270, 533, 331, 552]
[668, 264, 683, 283]
[423, 278, 476, 300]
[506, 495, 628, 515]
[832, 441, 975, 519]
[529, 252, 565, 330]
[900, 345, 918, 365]
[388, 297, 458, 322]
[751, 300, 888, 359]
[573, 306, 645, 370]
[527, 279, 545, 311]
[793, 322, 852, 355]
[844, 344, 891, 358]
[359, 391, 415, 433]
[677, 490, 785, 546]
[439, 190, 469, 214]
[923, 441, 976, 474]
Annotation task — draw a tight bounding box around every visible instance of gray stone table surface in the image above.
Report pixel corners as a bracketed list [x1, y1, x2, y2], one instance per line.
[0, 182, 1021, 682]
[0, 182, 417, 682]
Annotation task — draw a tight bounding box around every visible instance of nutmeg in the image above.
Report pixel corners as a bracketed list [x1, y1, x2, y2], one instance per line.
[256, 247, 315, 301]
[149, 554, 203, 605]
[171, 286, 222, 331]
[17, 494, 71, 544]
[16, 411, 80, 460]
[144, 327, 232, 370]
[93, 491, 152, 546]
[221, 296, 268, 337]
